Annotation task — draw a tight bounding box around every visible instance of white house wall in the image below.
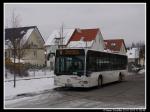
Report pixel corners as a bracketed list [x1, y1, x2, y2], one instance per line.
[27, 30, 44, 48]
[91, 31, 104, 51]
[120, 43, 126, 54]
[22, 30, 45, 66]
[23, 49, 45, 66]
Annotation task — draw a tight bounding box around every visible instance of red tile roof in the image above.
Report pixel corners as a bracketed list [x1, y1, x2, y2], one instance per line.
[104, 39, 126, 52]
[69, 28, 99, 42]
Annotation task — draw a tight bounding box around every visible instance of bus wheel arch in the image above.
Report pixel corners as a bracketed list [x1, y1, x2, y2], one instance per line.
[98, 75, 103, 87]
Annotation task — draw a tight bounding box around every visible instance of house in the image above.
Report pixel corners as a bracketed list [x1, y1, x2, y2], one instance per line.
[67, 28, 104, 51]
[104, 39, 127, 54]
[126, 47, 139, 63]
[139, 48, 145, 66]
[5, 26, 45, 66]
[5, 39, 13, 59]
[44, 28, 75, 68]
[126, 47, 140, 72]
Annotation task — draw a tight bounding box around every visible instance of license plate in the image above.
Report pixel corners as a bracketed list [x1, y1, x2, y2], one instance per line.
[65, 83, 72, 87]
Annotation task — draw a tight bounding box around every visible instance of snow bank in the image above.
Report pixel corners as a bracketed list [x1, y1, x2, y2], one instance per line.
[4, 69, 56, 100]
[4, 77, 55, 99]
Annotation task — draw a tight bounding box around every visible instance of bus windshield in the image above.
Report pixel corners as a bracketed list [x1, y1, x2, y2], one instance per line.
[55, 49, 85, 76]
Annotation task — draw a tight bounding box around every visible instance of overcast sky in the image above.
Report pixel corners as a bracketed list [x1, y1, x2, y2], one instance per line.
[4, 3, 146, 47]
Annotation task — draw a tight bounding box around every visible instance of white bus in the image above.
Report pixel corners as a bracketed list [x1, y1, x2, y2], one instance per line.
[54, 49, 128, 88]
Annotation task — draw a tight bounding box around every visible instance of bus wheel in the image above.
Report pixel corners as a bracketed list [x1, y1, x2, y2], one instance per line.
[98, 76, 102, 88]
[119, 73, 123, 82]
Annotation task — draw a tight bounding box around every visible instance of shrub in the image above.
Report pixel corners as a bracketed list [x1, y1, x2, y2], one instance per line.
[5, 58, 29, 77]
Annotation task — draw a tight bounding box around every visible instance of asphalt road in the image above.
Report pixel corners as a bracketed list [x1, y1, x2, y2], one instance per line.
[5, 73, 145, 109]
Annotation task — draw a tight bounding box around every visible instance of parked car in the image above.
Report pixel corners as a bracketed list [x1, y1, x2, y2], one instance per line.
[131, 64, 140, 72]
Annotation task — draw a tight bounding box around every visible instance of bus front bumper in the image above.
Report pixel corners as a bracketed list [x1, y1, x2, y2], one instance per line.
[54, 77, 90, 88]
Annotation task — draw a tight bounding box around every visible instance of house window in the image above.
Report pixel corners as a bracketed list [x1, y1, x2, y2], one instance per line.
[34, 51, 37, 58]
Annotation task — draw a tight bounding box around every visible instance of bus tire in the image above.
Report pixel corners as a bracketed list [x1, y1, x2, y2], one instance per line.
[98, 75, 103, 88]
[119, 73, 123, 82]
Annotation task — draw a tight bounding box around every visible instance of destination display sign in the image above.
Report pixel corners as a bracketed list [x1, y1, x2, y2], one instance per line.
[56, 49, 85, 56]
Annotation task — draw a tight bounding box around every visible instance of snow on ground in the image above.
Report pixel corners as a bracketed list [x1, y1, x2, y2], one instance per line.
[10, 58, 25, 63]
[138, 69, 145, 74]
[4, 77, 55, 100]
[4, 69, 56, 100]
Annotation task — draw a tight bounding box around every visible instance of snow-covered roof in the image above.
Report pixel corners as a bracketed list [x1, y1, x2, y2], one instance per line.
[104, 39, 126, 52]
[20, 29, 34, 45]
[67, 40, 94, 48]
[45, 29, 75, 46]
[126, 48, 139, 59]
[5, 26, 37, 47]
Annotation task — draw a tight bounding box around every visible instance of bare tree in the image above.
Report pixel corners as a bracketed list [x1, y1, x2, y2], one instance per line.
[8, 9, 21, 87]
[58, 23, 64, 49]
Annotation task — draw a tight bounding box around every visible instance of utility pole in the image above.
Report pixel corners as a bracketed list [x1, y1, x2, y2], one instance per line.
[60, 23, 64, 49]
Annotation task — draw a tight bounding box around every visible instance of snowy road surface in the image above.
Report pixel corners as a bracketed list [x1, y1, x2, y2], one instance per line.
[5, 73, 145, 109]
